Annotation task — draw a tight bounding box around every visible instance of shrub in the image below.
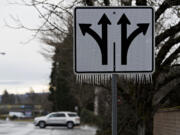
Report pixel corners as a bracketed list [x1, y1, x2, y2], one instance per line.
[96, 129, 111, 135]
[0, 114, 8, 120]
[80, 109, 103, 127]
[10, 115, 18, 120]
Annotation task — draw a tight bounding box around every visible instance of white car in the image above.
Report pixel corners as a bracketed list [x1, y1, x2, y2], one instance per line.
[9, 112, 25, 118]
[34, 112, 80, 129]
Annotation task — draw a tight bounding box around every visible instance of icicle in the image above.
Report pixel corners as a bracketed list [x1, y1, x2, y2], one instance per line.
[99, 75, 101, 84]
[105, 74, 107, 84]
[79, 74, 81, 84]
[81, 74, 83, 84]
[85, 74, 87, 83]
[76, 74, 78, 83]
[118, 73, 153, 84]
[80, 74, 82, 84]
[75, 73, 112, 85]
[97, 74, 99, 85]
[75, 72, 152, 85]
[87, 75, 90, 84]
[96, 74, 98, 85]
[102, 74, 105, 85]
[97, 74, 100, 85]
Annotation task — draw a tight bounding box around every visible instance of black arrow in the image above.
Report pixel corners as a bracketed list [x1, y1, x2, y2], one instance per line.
[98, 14, 111, 65]
[117, 14, 149, 65]
[79, 24, 102, 46]
[79, 14, 111, 65]
[127, 23, 149, 46]
[117, 14, 131, 65]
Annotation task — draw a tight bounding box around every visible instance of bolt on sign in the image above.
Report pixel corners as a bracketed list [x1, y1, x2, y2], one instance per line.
[74, 7, 154, 73]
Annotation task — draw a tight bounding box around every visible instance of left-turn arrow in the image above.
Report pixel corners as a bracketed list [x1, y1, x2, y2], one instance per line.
[79, 24, 102, 46]
[79, 14, 111, 65]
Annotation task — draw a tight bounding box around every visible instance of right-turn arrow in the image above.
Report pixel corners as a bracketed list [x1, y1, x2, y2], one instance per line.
[127, 23, 149, 46]
[117, 14, 149, 65]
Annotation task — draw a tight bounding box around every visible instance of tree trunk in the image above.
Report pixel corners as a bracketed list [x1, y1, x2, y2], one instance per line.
[138, 122, 146, 135]
[137, 115, 153, 135]
[83, 0, 94, 6]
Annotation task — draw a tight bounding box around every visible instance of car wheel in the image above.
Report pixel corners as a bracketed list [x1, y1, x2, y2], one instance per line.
[67, 122, 74, 129]
[39, 121, 46, 128]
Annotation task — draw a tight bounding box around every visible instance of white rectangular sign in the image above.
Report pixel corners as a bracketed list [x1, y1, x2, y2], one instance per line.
[74, 7, 154, 73]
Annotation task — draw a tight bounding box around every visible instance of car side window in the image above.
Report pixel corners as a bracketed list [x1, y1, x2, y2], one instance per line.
[48, 113, 66, 118]
[68, 113, 77, 117]
[56, 113, 66, 117]
[48, 114, 57, 118]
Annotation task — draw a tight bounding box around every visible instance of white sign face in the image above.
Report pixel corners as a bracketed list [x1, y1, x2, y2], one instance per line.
[74, 7, 154, 73]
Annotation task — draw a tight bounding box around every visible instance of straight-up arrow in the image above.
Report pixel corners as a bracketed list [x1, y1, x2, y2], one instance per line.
[117, 14, 131, 65]
[98, 14, 111, 65]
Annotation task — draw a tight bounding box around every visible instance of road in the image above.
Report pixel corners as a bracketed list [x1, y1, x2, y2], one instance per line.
[0, 120, 97, 135]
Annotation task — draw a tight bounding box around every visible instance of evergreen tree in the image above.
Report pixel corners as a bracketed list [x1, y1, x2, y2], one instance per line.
[48, 29, 77, 111]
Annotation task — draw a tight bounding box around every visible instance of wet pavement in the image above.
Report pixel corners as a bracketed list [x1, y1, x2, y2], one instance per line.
[0, 120, 97, 135]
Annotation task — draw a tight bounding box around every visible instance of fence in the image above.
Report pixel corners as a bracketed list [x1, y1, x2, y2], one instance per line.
[154, 107, 180, 135]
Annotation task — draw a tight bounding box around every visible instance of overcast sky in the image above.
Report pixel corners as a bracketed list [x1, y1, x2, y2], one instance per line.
[0, 0, 52, 94]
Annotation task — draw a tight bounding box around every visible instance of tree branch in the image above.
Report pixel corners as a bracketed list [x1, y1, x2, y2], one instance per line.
[121, 0, 132, 5]
[156, 36, 180, 68]
[155, 1, 170, 22]
[162, 46, 180, 67]
[153, 84, 180, 114]
[155, 0, 180, 21]
[156, 21, 180, 46]
[155, 67, 180, 93]
[104, 0, 110, 6]
[83, 0, 94, 6]
[153, 77, 180, 106]
[136, 0, 147, 5]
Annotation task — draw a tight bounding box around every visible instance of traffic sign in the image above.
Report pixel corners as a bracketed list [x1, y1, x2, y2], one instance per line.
[74, 7, 154, 73]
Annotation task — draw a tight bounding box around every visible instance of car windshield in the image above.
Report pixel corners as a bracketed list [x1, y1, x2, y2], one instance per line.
[47, 113, 54, 117]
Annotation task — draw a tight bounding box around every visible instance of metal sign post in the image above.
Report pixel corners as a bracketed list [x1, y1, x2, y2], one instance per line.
[112, 74, 117, 135]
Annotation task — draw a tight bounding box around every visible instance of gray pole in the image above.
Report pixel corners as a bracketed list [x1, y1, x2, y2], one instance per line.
[112, 74, 117, 135]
